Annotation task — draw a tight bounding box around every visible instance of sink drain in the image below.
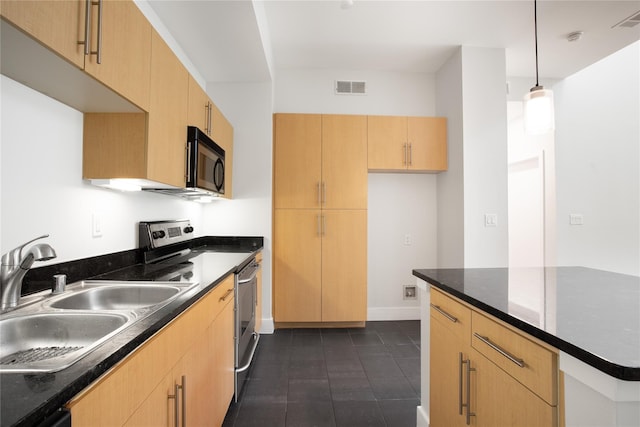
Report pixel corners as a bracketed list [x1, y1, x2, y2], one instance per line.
[1, 346, 84, 365]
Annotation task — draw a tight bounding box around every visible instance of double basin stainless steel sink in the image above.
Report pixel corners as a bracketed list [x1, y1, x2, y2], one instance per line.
[0, 280, 198, 373]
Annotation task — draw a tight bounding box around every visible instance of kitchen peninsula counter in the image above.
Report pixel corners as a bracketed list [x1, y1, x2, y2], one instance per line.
[413, 266, 640, 427]
[0, 237, 263, 427]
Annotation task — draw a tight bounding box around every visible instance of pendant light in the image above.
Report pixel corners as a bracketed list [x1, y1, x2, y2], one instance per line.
[523, 0, 555, 134]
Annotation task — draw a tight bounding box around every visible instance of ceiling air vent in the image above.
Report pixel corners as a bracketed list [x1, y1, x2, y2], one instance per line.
[335, 80, 367, 95]
[613, 10, 640, 28]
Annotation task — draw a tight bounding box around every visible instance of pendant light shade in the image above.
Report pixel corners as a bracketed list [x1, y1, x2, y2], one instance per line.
[524, 0, 555, 134]
[524, 86, 554, 134]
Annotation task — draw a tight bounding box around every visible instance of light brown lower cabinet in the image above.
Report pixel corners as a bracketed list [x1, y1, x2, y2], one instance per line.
[67, 275, 235, 427]
[430, 288, 559, 427]
[273, 209, 367, 324]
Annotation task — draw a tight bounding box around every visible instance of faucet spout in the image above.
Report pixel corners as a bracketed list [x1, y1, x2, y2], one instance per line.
[1, 236, 57, 311]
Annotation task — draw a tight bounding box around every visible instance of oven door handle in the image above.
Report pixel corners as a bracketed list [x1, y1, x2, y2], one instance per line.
[237, 266, 260, 284]
[236, 332, 260, 373]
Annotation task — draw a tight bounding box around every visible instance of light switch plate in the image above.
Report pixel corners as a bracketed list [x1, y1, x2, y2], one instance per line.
[92, 213, 103, 238]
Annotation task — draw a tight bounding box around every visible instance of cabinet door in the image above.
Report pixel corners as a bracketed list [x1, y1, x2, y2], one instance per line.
[430, 307, 469, 427]
[211, 103, 234, 199]
[321, 115, 368, 210]
[321, 210, 367, 322]
[274, 209, 322, 322]
[212, 295, 235, 426]
[367, 115, 407, 170]
[407, 117, 447, 171]
[273, 114, 322, 209]
[147, 30, 188, 187]
[123, 373, 173, 427]
[83, 0, 151, 111]
[0, 0, 85, 68]
[171, 334, 214, 427]
[187, 75, 211, 133]
[472, 349, 557, 427]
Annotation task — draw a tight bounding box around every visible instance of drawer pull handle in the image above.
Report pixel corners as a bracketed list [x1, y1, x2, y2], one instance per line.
[219, 288, 233, 302]
[430, 304, 458, 323]
[473, 333, 525, 368]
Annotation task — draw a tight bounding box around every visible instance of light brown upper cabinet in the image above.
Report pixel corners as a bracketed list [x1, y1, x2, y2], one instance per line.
[273, 113, 367, 210]
[1, 0, 151, 111]
[211, 103, 234, 199]
[146, 30, 189, 187]
[273, 114, 322, 209]
[187, 76, 213, 136]
[368, 116, 447, 172]
[83, 30, 188, 188]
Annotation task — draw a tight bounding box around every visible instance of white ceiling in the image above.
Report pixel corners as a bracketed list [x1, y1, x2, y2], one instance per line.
[147, 0, 640, 83]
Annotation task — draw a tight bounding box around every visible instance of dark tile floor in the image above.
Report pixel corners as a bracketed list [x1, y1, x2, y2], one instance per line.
[223, 320, 421, 427]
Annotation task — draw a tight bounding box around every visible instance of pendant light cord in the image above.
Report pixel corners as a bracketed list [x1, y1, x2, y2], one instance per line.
[534, 0, 540, 87]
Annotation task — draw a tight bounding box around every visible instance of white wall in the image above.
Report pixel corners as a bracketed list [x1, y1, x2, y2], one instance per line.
[0, 76, 203, 264]
[461, 47, 509, 268]
[274, 67, 438, 319]
[201, 81, 274, 331]
[554, 41, 640, 276]
[435, 47, 509, 268]
[435, 49, 465, 268]
[368, 173, 438, 320]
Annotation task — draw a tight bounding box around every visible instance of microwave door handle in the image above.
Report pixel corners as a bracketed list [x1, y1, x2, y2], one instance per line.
[186, 142, 192, 184]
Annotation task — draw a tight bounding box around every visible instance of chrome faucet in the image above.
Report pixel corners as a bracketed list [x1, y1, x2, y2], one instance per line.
[1, 235, 57, 311]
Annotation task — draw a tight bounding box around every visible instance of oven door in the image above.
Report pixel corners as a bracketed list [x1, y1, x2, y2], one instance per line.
[234, 259, 260, 401]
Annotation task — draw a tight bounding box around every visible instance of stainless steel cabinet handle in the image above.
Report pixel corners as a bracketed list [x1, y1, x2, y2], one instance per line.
[321, 182, 326, 205]
[219, 288, 233, 302]
[430, 304, 459, 323]
[322, 214, 326, 236]
[458, 352, 464, 415]
[317, 182, 321, 206]
[168, 380, 181, 427]
[89, 0, 103, 64]
[204, 102, 211, 135]
[408, 143, 413, 166]
[459, 354, 475, 425]
[473, 333, 525, 368]
[466, 358, 475, 425]
[79, 0, 91, 55]
[403, 143, 407, 166]
[181, 375, 186, 427]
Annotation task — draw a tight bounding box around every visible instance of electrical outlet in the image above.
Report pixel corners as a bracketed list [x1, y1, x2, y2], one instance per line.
[404, 234, 411, 246]
[569, 214, 584, 225]
[484, 213, 498, 227]
[403, 285, 417, 300]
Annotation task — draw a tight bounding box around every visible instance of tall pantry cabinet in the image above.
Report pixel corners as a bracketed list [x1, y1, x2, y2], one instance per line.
[273, 113, 367, 325]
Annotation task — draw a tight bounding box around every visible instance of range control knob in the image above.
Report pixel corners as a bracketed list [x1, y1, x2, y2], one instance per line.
[152, 230, 166, 239]
[184, 226, 194, 234]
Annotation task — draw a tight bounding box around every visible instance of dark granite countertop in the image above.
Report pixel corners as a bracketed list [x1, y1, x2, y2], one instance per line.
[413, 267, 640, 381]
[1, 237, 263, 427]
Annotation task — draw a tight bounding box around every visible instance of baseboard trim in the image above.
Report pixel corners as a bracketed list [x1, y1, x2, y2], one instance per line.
[367, 306, 421, 321]
[259, 316, 275, 334]
[417, 405, 429, 427]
